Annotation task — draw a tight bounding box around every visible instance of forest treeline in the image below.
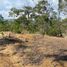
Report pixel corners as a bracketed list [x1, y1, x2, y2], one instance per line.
[0, 0, 67, 37]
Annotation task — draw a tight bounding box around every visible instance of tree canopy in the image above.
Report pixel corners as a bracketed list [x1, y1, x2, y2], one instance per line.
[0, 0, 67, 37]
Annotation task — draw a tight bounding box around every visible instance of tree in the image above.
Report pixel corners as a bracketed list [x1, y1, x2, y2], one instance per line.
[33, 0, 50, 34]
[0, 15, 4, 23]
[56, 0, 67, 36]
[0, 15, 6, 31]
[8, 0, 67, 36]
[62, 18, 67, 33]
[23, 6, 33, 20]
[9, 6, 36, 33]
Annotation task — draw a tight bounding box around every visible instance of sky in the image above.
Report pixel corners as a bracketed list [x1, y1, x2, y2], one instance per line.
[0, 0, 58, 19]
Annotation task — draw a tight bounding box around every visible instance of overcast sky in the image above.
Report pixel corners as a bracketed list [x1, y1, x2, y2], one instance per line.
[0, 0, 58, 19]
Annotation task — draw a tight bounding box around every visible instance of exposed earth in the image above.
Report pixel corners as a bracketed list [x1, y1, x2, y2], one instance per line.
[0, 32, 67, 67]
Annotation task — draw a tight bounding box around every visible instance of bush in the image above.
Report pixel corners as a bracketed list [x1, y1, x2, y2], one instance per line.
[9, 21, 22, 33]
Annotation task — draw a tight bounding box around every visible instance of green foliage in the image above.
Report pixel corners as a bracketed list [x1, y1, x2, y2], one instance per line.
[35, 15, 47, 34]
[1, 0, 65, 37]
[9, 21, 22, 33]
[47, 21, 62, 36]
[0, 0, 66, 37]
[27, 21, 38, 33]
[0, 15, 8, 31]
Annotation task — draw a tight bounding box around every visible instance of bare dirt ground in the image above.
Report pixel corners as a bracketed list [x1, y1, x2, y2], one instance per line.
[0, 32, 67, 67]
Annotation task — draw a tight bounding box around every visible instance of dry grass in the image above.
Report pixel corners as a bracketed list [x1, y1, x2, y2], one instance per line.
[0, 33, 67, 67]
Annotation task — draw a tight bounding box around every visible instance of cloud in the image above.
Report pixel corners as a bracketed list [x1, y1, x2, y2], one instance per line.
[0, 0, 25, 19]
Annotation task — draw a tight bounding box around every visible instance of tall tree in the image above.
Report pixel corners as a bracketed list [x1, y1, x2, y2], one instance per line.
[56, 0, 67, 36]
[0, 15, 4, 23]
